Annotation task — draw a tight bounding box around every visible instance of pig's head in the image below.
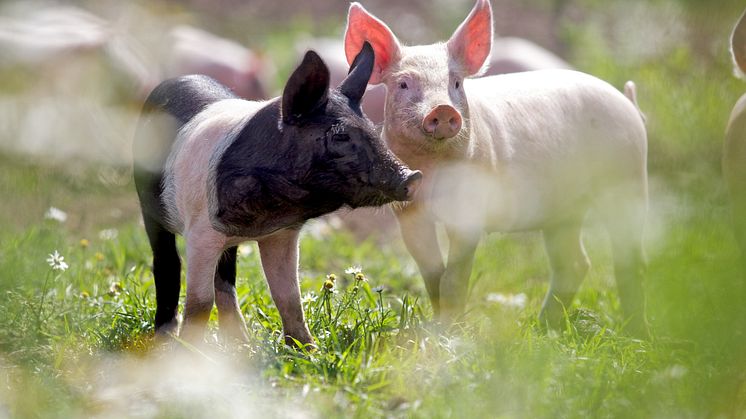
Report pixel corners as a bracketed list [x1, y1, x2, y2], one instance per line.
[282, 42, 421, 208]
[344, 0, 492, 154]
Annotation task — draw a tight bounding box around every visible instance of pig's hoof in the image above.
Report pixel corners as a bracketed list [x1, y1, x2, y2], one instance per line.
[622, 317, 651, 340]
[154, 316, 181, 339]
[220, 324, 251, 345]
[284, 331, 316, 351]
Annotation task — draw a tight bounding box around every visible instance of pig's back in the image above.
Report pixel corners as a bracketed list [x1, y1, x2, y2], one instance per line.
[466, 69, 645, 167]
[462, 69, 647, 230]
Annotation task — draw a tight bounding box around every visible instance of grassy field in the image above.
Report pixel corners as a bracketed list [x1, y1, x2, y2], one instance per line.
[2, 0, 746, 417]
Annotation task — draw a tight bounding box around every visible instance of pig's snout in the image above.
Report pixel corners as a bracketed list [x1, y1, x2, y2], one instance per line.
[422, 105, 462, 140]
[394, 170, 422, 201]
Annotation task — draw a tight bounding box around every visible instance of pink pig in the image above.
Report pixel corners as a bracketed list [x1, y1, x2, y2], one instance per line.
[724, 9, 746, 253]
[345, 0, 649, 334]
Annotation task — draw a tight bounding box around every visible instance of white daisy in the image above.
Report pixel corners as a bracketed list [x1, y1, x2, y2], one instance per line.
[46, 250, 69, 272]
[486, 292, 527, 309]
[344, 265, 363, 275]
[44, 207, 67, 223]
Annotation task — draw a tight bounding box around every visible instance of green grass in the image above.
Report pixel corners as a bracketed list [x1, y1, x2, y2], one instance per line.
[1, 156, 744, 417]
[2, 0, 746, 417]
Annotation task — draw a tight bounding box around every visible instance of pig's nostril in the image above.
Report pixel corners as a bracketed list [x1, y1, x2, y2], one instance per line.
[423, 105, 461, 139]
[400, 170, 423, 200]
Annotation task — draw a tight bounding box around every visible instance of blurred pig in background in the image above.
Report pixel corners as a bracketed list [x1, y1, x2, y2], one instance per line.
[485, 36, 571, 75]
[724, 8, 746, 254]
[166, 25, 273, 101]
[0, 5, 157, 165]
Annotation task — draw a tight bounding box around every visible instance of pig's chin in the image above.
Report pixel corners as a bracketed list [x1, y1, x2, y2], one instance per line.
[422, 133, 463, 150]
[395, 126, 461, 154]
[347, 189, 397, 209]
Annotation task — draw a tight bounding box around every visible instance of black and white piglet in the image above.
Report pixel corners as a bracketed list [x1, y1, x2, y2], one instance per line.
[133, 43, 421, 346]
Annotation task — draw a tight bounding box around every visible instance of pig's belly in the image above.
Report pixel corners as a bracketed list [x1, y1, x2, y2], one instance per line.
[428, 163, 591, 233]
[486, 181, 589, 232]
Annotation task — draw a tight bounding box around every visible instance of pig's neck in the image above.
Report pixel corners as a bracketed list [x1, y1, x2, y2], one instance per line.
[382, 125, 467, 175]
[463, 94, 506, 170]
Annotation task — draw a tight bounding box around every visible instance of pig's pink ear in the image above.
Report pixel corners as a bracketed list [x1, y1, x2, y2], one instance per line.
[732, 9, 746, 79]
[447, 0, 493, 76]
[345, 2, 401, 84]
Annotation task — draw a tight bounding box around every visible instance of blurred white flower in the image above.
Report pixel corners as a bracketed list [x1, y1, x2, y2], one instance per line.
[486, 292, 527, 309]
[665, 364, 688, 379]
[302, 216, 342, 240]
[108, 281, 123, 296]
[344, 265, 362, 275]
[301, 292, 317, 305]
[372, 285, 385, 293]
[237, 244, 253, 257]
[98, 228, 118, 240]
[44, 206, 67, 223]
[46, 250, 69, 271]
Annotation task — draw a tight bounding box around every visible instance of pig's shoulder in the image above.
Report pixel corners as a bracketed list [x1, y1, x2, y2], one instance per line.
[197, 98, 267, 123]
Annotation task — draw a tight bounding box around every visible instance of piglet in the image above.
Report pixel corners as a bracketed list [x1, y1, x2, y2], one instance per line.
[133, 42, 421, 346]
[345, 0, 648, 335]
[724, 8, 746, 254]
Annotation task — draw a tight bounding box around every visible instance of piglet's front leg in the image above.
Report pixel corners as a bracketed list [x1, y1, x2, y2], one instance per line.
[439, 229, 479, 324]
[396, 204, 445, 316]
[258, 228, 314, 347]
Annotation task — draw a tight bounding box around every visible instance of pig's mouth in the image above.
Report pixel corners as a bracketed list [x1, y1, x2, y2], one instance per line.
[352, 169, 422, 207]
[400, 126, 466, 153]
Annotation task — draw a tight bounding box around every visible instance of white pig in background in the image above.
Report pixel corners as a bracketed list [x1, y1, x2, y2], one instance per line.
[0, 5, 157, 164]
[167, 25, 273, 101]
[485, 36, 571, 75]
[345, 0, 649, 335]
[724, 9, 746, 254]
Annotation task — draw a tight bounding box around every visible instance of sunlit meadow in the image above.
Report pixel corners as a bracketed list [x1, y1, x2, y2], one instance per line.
[1, 0, 746, 417]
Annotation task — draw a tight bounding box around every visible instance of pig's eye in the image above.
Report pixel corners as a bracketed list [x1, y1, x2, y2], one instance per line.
[399, 81, 408, 90]
[455, 81, 460, 89]
[332, 134, 350, 142]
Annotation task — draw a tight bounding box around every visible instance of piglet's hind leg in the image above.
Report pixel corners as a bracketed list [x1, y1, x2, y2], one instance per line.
[143, 214, 182, 337]
[180, 230, 223, 342]
[214, 246, 250, 342]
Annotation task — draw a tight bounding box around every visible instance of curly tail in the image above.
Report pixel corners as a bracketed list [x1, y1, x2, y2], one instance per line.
[623, 80, 646, 124]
